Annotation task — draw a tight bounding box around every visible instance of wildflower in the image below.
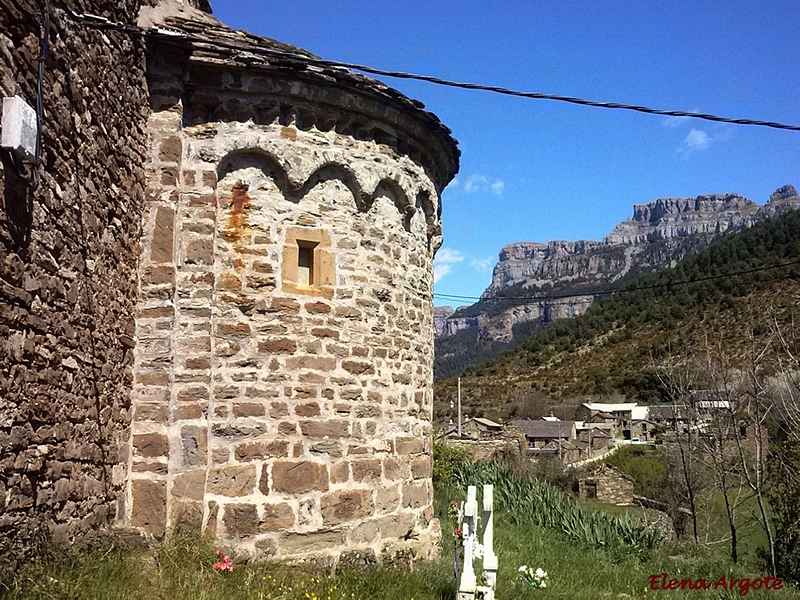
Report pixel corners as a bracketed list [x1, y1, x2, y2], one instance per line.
[213, 547, 234, 573]
[518, 564, 548, 589]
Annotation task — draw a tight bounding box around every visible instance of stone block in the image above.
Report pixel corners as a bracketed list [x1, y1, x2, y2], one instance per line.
[271, 461, 329, 494]
[376, 485, 400, 513]
[351, 459, 381, 482]
[258, 502, 295, 532]
[310, 439, 342, 458]
[234, 440, 289, 462]
[269, 297, 300, 313]
[330, 461, 349, 483]
[339, 548, 378, 567]
[173, 403, 204, 420]
[133, 403, 169, 423]
[232, 402, 265, 417]
[410, 455, 432, 479]
[294, 402, 320, 417]
[205, 501, 220, 536]
[172, 469, 206, 501]
[130, 479, 166, 536]
[299, 420, 349, 439]
[351, 520, 379, 544]
[394, 436, 423, 455]
[304, 301, 331, 314]
[184, 238, 213, 265]
[150, 206, 175, 263]
[257, 338, 297, 354]
[223, 503, 259, 537]
[206, 465, 257, 496]
[159, 136, 182, 162]
[341, 360, 375, 375]
[279, 530, 343, 554]
[286, 355, 336, 371]
[216, 321, 251, 336]
[277, 421, 297, 435]
[269, 402, 289, 417]
[402, 481, 430, 509]
[170, 501, 203, 529]
[311, 327, 339, 339]
[376, 513, 417, 539]
[181, 425, 207, 466]
[321, 489, 374, 525]
[133, 433, 168, 459]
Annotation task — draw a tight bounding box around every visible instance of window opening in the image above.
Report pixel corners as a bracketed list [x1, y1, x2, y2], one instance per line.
[297, 241, 317, 286]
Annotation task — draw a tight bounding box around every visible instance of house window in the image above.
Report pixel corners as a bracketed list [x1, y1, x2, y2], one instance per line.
[282, 227, 333, 298]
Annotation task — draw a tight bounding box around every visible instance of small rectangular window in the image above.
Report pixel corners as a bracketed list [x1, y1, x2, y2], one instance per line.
[297, 242, 317, 287]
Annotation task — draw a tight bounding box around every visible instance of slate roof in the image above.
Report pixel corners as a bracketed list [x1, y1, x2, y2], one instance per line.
[512, 419, 575, 439]
[145, 7, 460, 184]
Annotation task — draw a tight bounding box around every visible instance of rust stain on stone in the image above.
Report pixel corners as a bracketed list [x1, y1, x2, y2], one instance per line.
[222, 181, 251, 255]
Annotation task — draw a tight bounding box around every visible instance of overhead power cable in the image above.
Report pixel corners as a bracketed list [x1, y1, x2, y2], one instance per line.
[63, 9, 800, 133]
[433, 258, 800, 309]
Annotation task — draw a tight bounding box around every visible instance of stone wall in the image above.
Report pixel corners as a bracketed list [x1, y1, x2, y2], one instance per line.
[0, 0, 148, 569]
[127, 28, 456, 566]
[578, 464, 635, 504]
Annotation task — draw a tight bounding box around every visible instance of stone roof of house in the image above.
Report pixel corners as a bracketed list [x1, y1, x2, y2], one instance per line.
[512, 419, 575, 439]
[648, 404, 690, 421]
[140, 1, 460, 184]
[471, 417, 503, 429]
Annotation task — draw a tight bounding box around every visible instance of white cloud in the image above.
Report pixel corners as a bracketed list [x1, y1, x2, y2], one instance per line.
[470, 256, 494, 272]
[684, 128, 710, 151]
[433, 247, 464, 283]
[463, 174, 505, 196]
[662, 109, 700, 129]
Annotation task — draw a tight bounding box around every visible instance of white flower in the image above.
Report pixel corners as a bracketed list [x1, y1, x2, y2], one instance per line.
[540, 582, 546, 588]
[535, 568, 545, 578]
[518, 565, 527, 572]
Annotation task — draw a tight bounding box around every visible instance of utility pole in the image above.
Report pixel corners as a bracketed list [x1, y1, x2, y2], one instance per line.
[457, 376, 462, 438]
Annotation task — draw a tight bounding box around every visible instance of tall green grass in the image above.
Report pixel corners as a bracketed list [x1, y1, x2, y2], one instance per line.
[449, 459, 662, 558]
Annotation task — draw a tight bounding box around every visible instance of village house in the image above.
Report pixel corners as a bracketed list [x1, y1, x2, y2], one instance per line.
[577, 402, 649, 440]
[444, 417, 505, 440]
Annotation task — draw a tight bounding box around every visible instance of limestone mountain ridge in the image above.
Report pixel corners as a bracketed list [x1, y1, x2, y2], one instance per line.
[434, 185, 800, 378]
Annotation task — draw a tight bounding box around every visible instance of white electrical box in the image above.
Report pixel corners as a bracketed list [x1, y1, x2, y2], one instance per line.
[2, 96, 37, 162]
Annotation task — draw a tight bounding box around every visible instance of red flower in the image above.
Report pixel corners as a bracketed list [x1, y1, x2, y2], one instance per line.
[213, 548, 234, 573]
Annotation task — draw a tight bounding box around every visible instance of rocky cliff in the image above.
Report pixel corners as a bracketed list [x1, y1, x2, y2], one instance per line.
[438, 185, 800, 346]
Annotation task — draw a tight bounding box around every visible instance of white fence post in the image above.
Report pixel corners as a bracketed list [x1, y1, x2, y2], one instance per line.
[458, 485, 478, 600]
[480, 484, 498, 600]
[456, 484, 498, 600]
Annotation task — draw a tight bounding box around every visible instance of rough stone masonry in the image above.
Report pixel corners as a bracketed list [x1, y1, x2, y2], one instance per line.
[1, 0, 459, 570]
[0, 0, 151, 572]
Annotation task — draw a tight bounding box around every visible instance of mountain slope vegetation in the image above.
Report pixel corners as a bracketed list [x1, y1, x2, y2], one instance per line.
[434, 208, 800, 423]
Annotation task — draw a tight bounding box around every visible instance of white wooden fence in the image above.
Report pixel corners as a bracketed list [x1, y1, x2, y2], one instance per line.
[456, 484, 498, 600]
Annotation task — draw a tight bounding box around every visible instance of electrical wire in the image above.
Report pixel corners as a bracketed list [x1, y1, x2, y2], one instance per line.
[31, 0, 50, 191]
[432, 258, 800, 314]
[62, 9, 800, 133]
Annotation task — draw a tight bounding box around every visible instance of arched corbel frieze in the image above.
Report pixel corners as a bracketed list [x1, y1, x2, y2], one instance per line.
[296, 162, 365, 210]
[217, 149, 290, 199]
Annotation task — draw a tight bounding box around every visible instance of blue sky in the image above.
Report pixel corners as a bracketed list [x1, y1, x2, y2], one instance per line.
[209, 1, 800, 306]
